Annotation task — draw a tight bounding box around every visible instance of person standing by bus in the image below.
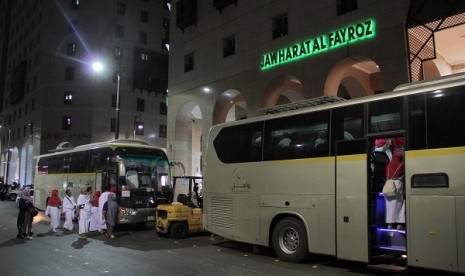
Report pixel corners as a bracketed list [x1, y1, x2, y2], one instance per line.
[384, 152, 405, 229]
[45, 189, 62, 233]
[103, 193, 119, 239]
[77, 187, 92, 239]
[17, 188, 34, 239]
[62, 189, 76, 232]
[89, 190, 101, 232]
[98, 186, 116, 233]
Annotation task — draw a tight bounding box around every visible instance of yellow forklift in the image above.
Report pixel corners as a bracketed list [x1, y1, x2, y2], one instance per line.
[155, 176, 204, 238]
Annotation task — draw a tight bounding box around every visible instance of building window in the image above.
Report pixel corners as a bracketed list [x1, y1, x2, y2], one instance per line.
[272, 13, 288, 39]
[112, 94, 117, 108]
[159, 125, 167, 138]
[71, 0, 80, 10]
[337, 0, 357, 15]
[141, 52, 149, 61]
[65, 67, 74, 80]
[141, 10, 148, 23]
[162, 17, 170, 51]
[139, 32, 148, 44]
[162, 40, 170, 51]
[115, 24, 124, 38]
[162, 17, 170, 34]
[223, 35, 235, 57]
[117, 2, 126, 16]
[176, 0, 197, 31]
[163, 0, 171, 11]
[184, 52, 194, 72]
[64, 91, 73, 105]
[160, 102, 167, 115]
[110, 118, 116, 132]
[113, 72, 118, 83]
[67, 43, 76, 56]
[62, 116, 72, 130]
[213, 0, 236, 12]
[137, 98, 145, 112]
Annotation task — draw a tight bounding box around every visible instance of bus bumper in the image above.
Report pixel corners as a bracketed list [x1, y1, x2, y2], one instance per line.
[118, 207, 156, 225]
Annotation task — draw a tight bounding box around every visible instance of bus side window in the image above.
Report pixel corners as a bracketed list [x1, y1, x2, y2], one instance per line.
[368, 97, 404, 133]
[426, 86, 465, 148]
[331, 104, 364, 155]
[213, 122, 263, 163]
[264, 111, 329, 160]
[407, 94, 427, 150]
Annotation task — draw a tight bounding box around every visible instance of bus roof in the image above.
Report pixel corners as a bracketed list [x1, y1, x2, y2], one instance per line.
[37, 139, 165, 158]
[212, 72, 465, 129]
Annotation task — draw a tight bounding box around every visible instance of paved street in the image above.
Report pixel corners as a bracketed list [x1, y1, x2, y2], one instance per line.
[0, 199, 450, 276]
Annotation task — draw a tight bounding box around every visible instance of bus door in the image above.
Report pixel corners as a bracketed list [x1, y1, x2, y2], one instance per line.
[94, 170, 103, 192]
[367, 136, 406, 266]
[335, 138, 368, 262]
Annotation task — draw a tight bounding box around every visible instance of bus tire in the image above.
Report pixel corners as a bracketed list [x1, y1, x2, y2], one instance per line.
[271, 217, 308, 263]
[170, 221, 188, 239]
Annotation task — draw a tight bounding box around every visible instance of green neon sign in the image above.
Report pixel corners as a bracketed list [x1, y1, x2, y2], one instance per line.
[260, 19, 376, 70]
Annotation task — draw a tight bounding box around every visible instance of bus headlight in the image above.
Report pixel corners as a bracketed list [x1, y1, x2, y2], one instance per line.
[119, 207, 137, 216]
[147, 197, 155, 207]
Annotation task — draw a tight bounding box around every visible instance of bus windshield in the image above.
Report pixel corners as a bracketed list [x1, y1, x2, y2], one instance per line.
[116, 149, 170, 192]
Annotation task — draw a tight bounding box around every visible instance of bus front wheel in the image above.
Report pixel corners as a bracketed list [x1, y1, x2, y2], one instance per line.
[271, 217, 308, 263]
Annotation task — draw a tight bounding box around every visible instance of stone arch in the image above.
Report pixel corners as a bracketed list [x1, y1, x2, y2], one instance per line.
[324, 56, 383, 99]
[26, 145, 34, 186]
[7, 147, 19, 184]
[212, 89, 247, 125]
[20, 147, 27, 187]
[173, 102, 203, 176]
[262, 74, 305, 108]
[406, 1, 465, 81]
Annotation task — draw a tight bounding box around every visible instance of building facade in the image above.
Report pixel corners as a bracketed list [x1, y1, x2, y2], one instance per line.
[167, 0, 465, 176]
[0, 0, 171, 186]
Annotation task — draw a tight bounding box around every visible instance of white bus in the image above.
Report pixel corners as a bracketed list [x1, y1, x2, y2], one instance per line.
[34, 139, 172, 225]
[203, 73, 465, 273]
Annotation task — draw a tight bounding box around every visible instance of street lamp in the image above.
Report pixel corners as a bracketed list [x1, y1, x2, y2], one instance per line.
[92, 48, 122, 140]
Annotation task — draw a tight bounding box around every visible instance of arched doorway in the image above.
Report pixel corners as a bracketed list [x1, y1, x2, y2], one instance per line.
[174, 102, 203, 176]
[407, 0, 465, 81]
[324, 56, 383, 99]
[212, 89, 247, 125]
[262, 74, 305, 108]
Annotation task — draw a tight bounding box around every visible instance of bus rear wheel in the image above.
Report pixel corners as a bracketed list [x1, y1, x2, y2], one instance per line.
[271, 217, 308, 263]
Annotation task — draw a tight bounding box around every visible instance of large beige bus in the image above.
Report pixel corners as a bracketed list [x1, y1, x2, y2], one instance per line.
[34, 139, 172, 225]
[203, 73, 465, 273]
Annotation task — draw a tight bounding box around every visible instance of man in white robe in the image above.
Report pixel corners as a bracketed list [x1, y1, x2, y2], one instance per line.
[98, 187, 113, 232]
[77, 187, 92, 239]
[62, 190, 76, 231]
[89, 191, 101, 232]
